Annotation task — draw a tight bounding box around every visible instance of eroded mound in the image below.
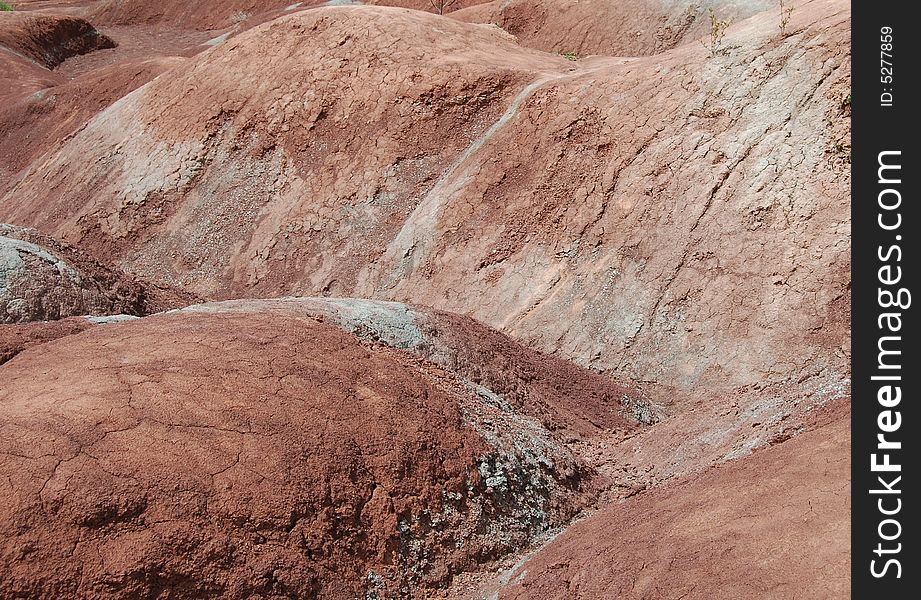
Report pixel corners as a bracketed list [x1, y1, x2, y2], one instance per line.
[0, 224, 147, 323]
[0, 304, 606, 597]
[0, 1, 852, 595]
[0, 315, 91, 364]
[0, 57, 183, 189]
[0, 11, 115, 69]
[0, 4, 849, 402]
[89, 0, 491, 30]
[490, 405, 849, 599]
[0, 6, 568, 294]
[91, 0, 314, 30]
[452, 0, 775, 57]
[180, 297, 653, 436]
[0, 48, 63, 103]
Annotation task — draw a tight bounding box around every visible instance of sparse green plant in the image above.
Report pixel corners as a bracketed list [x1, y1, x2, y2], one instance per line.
[778, 0, 794, 37]
[0, 2, 14, 11]
[230, 10, 249, 24]
[833, 142, 851, 164]
[560, 51, 578, 61]
[429, 0, 456, 15]
[702, 8, 731, 56]
[841, 92, 852, 109]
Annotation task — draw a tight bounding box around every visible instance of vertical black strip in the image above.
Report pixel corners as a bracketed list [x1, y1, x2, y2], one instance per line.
[852, 1, 918, 597]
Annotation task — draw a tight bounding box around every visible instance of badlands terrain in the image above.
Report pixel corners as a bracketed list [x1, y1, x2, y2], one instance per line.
[1, 0, 850, 598]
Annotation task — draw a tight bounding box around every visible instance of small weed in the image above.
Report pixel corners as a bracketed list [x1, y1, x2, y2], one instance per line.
[230, 11, 250, 24]
[702, 8, 731, 56]
[831, 141, 851, 164]
[560, 51, 578, 61]
[841, 92, 852, 109]
[429, 0, 456, 15]
[0, 2, 14, 11]
[779, 0, 794, 37]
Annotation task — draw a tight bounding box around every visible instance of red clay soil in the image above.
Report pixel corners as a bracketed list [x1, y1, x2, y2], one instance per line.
[89, 0, 490, 30]
[0, 316, 89, 364]
[0, 11, 115, 69]
[420, 309, 657, 435]
[451, 0, 775, 57]
[0, 6, 569, 299]
[0, 57, 184, 188]
[182, 297, 650, 438]
[0, 48, 62, 102]
[90, 0, 313, 30]
[0, 224, 193, 323]
[0, 308, 602, 597]
[0, 3, 850, 406]
[51, 26, 209, 78]
[486, 404, 850, 599]
[371, 0, 492, 15]
[0, 0, 94, 12]
[0, 2, 852, 594]
[563, 374, 850, 510]
[0, 11, 103, 102]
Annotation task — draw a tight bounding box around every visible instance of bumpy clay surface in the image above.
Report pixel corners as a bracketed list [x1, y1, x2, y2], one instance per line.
[0, 0, 850, 597]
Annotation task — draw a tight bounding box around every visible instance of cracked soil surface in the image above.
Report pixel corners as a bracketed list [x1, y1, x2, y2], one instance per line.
[0, 0, 850, 597]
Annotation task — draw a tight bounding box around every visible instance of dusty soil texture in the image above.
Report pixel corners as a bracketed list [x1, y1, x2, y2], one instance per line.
[0, 1, 94, 12]
[0, 57, 184, 189]
[0, 2, 850, 401]
[0, 315, 90, 364]
[0, 46, 62, 103]
[0, 0, 851, 597]
[90, 0, 315, 30]
[88, 1, 490, 31]
[178, 297, 653, 437]
[0, 11, 80, 102]
[0, 7, 208, 188]
[0, 224, 192, 323]
[473, 404, 850, 599]
[0, 11, 115, 69]
[0, 303, 620, 598]
[370, 0, 492, 15]
[49, 27, 208, 78]
[452, 0, 775, 57]
[417, 308, 661, 433]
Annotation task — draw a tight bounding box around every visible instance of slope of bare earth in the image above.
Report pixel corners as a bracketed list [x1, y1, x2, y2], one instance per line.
[369, 1, 492, 15]
[0, 6, 205, 187]
[0, 1, 98, 13]
[452, 0, 775, 57]
[89, 0, 312, 30]
[0, 11, 102, 102]
[88, 0, 490, 31]
[178, 297, 655, 436]
[0, 1, 852, 596]
[0, 11, 115, 69]
[469, 402, 849, 599]
[0, 223, 185, 323]
[0, 316, 91, 364]
[0, 48, 62, 103]
[0, 299, 641, 597]
[0, 6, 569, 295]
[0, 57, 185, 189]
[0, 2, 850, 398]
